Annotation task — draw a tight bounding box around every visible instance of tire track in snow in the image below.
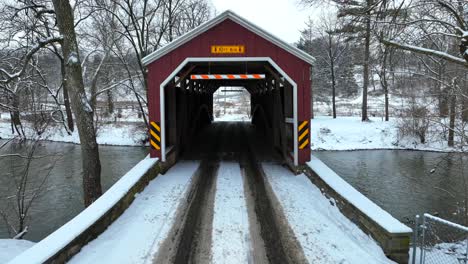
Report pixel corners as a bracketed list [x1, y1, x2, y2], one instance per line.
[240, 124, 308, 264]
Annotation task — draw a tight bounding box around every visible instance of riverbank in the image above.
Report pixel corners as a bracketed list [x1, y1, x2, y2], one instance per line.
[0, 121, 147, 146]
[310, 116, 456, 152]
[0, 116, 459, 152]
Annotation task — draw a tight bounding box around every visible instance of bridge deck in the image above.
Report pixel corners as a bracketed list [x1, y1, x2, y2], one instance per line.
[69, 122, 394, 263]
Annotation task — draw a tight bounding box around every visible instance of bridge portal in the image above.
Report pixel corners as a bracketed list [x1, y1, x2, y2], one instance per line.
[142, 10, 314, 168]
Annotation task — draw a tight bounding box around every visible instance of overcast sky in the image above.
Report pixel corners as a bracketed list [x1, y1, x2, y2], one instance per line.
[210, 0, 322, 44]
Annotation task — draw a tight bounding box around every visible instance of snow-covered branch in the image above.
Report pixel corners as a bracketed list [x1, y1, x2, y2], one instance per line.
[382, 39, 468, 67]
[0, 36, 63, 84]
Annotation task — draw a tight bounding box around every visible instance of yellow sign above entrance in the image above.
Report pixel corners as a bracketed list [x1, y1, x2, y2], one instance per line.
[211, 45, 245, 54]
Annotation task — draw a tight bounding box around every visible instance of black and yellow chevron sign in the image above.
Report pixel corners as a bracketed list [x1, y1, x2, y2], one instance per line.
[298, 120, 309, 150]
[150, 121, 161, 150]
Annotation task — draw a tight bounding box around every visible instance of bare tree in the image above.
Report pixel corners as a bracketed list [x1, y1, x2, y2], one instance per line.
[52, 0, 102, 206]
[317, 16, 348, 118]
[382, 0, 468, 68]
[0, 138, 60, 238]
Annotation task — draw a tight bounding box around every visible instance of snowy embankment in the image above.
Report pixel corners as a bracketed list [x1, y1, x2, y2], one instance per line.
[69, 161, 198, 264]
[211, 162, 250, 263]
[263, 163, 396, 264]
[0, 239, 35, 263]
[0, 121, 146, 146]
[311, 116, 455, 152]
[9, 156, 159, 264]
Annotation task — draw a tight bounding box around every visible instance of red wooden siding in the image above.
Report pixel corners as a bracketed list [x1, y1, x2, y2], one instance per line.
[146, 18, 311, 164]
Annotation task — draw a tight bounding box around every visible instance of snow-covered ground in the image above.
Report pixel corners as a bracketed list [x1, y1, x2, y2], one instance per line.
[0, 239, 35, 263]
[69, 161, 198, 263]
[214, 113, 250, 122]
[0, 121, 147, 146]
[263, 163, 395, 263]
[1, 115, 455, 152]
[211, 162, 250, 263]
[311, 116, 455, 152]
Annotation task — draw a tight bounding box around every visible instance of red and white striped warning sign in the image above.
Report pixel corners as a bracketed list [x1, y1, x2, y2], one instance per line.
[190, 74, 265, 80]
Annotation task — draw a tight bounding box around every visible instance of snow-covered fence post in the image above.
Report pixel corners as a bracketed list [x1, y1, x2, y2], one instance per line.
[419, 215, 426, 264]
[412, 215, 419, 264]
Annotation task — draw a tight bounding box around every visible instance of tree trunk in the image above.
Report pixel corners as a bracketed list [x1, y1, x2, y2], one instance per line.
[381, 48, 389, 121]
[448, 86, 456, 147]
[384, 84, 389, 121]
[328, 34, 337, 119]
[90, 53, 108, 111]
[457, 0, 468, 64]
[52, 0, 102, 207]
[106, 89, 114, 114]
[362, 0, 372, 122]
[61, 59, 74, 132]
[168, 0, 174, 42]
[462, 76, 468, 122]
[437, 64, 449, 117]
[10, 95, 25, 138]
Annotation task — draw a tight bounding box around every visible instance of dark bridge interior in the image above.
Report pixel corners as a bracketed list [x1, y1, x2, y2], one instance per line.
[164, 61, 295, 164]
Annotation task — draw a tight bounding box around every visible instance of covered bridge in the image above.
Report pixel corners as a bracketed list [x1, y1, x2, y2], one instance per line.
[142, 10, 314, 168]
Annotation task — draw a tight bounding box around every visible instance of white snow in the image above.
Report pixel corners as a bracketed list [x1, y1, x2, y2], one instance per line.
[263, 163, 396, 264]
[0, 113, 10, 120]
[0, 239, 35, 263]
[307, 156, 412, 234]
[8, 156, 159, 264]
[424, 213, 468, 232]
[310, 116, 456, 152]
[80, 94, 93, 113]
[70, 161, 198, 264]
[0, 121, 147, 146]
[211, 162, 250, 263]
[67, 52, 79, 65]
[214, 113, 250, 122]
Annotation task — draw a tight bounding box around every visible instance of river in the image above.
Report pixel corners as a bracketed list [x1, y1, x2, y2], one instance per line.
[0, 140, 148, 242]
[315, 150, 467, 226]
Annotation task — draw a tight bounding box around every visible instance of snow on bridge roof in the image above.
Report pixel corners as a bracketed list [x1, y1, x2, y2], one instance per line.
[141, 10, 316, 66]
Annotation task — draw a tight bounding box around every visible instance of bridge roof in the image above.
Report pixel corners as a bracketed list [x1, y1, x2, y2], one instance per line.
[141, 10, 315, 66]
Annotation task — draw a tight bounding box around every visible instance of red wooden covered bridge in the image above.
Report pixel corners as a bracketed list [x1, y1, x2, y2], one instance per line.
[142, 10, 314, 168]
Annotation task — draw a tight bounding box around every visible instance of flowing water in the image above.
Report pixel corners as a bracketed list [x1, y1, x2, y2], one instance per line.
[315, 150, 468, 226]
[0, 140, 147, 242]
